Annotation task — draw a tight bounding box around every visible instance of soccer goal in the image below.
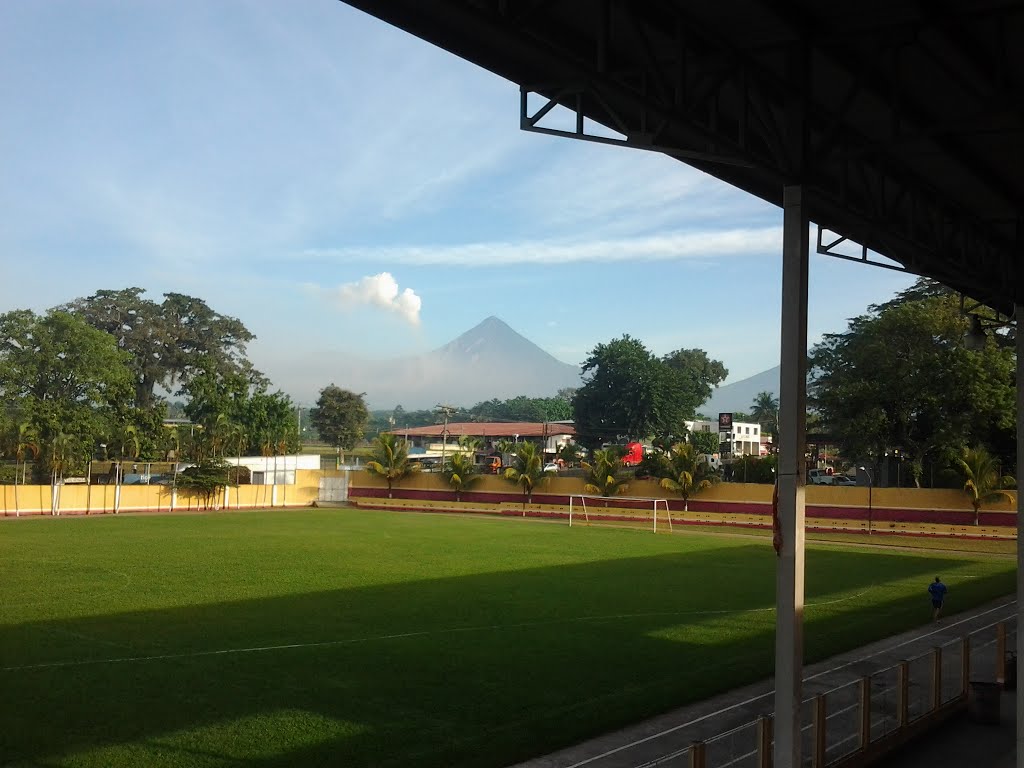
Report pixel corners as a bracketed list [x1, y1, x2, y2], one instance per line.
[568, 495, 672, 533]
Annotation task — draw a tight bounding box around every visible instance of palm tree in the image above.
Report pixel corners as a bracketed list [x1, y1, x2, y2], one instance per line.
[457, 434, 483, 454]
[116, 424, 141, 482]
[750, 391, 779, 447]
[161, 425, 181, 463]
[49, 432, 79, 485]
[502, 441, 552, 515]
[659, 442, 716, 512]
[441, 452, 480, 502]
[14, 422, 39, 485]
[228, 423, 247, 490]
[581, 448, 630, 499]
[957, 446, 1015, 525]
[208, 413, 232, 459]
[365, 433, 418, 499]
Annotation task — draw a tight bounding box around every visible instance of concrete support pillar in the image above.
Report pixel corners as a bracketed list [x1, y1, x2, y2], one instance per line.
[1016, 302, 1023, 768]
[773, 184, 809, 768]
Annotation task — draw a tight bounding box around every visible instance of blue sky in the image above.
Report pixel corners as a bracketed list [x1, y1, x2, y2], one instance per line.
[0, 1, 916, 406]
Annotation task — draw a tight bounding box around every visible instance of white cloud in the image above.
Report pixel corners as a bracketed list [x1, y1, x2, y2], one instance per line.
[311, 273, 422, 326]
[301, 226, 782, 268]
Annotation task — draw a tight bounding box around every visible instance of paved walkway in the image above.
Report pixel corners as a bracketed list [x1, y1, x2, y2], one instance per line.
[511, 599, 1018, 768]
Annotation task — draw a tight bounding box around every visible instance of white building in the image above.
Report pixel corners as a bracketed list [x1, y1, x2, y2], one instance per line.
[686, 420, 767, 457]
[224, 455, 321, 485]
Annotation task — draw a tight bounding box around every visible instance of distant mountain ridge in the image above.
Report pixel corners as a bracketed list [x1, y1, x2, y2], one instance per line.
[332, 316, 582, 410]
[699, 365, 780, 417]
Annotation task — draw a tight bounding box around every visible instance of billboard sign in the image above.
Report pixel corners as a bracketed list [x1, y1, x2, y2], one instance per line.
[718, 412, 733, 432]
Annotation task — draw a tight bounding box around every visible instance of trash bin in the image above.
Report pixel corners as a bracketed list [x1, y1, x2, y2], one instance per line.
[968, 681, 1001, 724]
[1005, 653, 1017, 691]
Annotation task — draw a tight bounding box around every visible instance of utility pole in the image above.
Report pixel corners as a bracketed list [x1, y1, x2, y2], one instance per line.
[436, 404, 456, 469]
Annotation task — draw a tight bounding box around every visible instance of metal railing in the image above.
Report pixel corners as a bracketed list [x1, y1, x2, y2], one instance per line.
[679, 618, 1015, 768]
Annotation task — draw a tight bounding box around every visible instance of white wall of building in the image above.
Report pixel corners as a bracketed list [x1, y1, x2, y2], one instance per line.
[686, 420, 765, 457]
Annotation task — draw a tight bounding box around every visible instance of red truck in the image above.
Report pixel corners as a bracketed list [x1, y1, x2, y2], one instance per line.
[620, 441, 645, 466]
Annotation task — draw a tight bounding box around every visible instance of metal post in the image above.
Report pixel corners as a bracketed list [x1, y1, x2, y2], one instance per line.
[897, 661, 909, 728]
[813, 694, 826, 768]
[688, 740, 706, 768]
[774, 184, 809, 768]
[757, 715, 773, 768]
[963, 636, 971, 697]
[859, 677, 871, 749]
[997, 622, 1007, 686]
[933, 647, 943, 710]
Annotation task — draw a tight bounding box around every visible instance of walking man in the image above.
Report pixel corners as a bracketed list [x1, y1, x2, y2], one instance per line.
[928, 576, 947, 622]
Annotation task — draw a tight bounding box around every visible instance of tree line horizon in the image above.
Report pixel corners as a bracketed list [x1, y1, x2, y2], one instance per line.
[0, 279, 1015, 494]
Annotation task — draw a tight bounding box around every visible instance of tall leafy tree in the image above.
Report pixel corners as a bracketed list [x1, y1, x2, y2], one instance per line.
[63, 288, 261, 409]
[809, 294, 1015, 486]
[0, 310, 133, 481]
[662, 348, 729, 417]
[310, 386, 368, 461]
[182, 365, 297, 457]
[689, 429, 721, 456]
[365, 433, 417, 498]
[572, 336, 685, 449]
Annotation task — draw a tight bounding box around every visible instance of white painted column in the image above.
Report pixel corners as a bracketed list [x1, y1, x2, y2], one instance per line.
[773, 185, 809, 768]
[1016, 302, 1023, 768]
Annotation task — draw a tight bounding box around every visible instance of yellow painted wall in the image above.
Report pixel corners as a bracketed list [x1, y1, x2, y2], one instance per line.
[350, 469, 1016, 515]
[0, 468, 323, 517]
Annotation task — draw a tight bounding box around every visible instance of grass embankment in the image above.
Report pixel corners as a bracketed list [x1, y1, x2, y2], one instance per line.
[0, 509, 1014, 767]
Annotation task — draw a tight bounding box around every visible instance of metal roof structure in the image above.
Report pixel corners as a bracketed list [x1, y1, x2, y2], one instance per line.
[342, 0, 1023, 312]
[337, 3, 1023, 767]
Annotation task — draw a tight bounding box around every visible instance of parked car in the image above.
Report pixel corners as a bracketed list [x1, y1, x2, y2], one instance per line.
[807, 468, 837, 485]
[831, 475, 856, 486]
[543, 462, 560, 473]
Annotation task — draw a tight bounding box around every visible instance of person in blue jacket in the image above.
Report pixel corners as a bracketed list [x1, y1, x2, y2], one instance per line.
[928, 576, 948, 622]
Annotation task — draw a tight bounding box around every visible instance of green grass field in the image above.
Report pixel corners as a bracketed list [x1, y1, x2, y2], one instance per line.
[0, 509, 1015, 768]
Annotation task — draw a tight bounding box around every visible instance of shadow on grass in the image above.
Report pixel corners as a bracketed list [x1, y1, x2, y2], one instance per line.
[0, 546, 1013, 768]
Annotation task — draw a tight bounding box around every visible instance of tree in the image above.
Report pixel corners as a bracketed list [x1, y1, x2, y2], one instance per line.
[662, 348, 729, 417]
[441, 452, 480, 502]
[365, 433, 417, 498]
[956, 446, 1015, 526]
[176, 459, 235, 510]
[689, 429, 721, 457]
[750, 391, 779, 446]
[7, 421, 39, 485]
[659, 442, 717, 512]
[581, 449, 630, 498]
[63, 288, 261, 409]
[502, 441, 552, 514]
[310, 386, 368, 461]
[0, 310, 134, 482]
[572, 336, 686, 449]
[809, 294, 1015, 486]
[182, 365, 297, 458]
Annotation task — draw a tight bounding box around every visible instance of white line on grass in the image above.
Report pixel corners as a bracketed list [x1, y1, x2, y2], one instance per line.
[1, 589, 873, 673]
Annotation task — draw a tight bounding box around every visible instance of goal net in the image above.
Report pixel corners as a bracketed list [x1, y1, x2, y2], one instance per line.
[568, 495, 672, 533]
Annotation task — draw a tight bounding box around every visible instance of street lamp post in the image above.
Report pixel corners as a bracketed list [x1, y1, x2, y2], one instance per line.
[859, 466, 874, 534]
